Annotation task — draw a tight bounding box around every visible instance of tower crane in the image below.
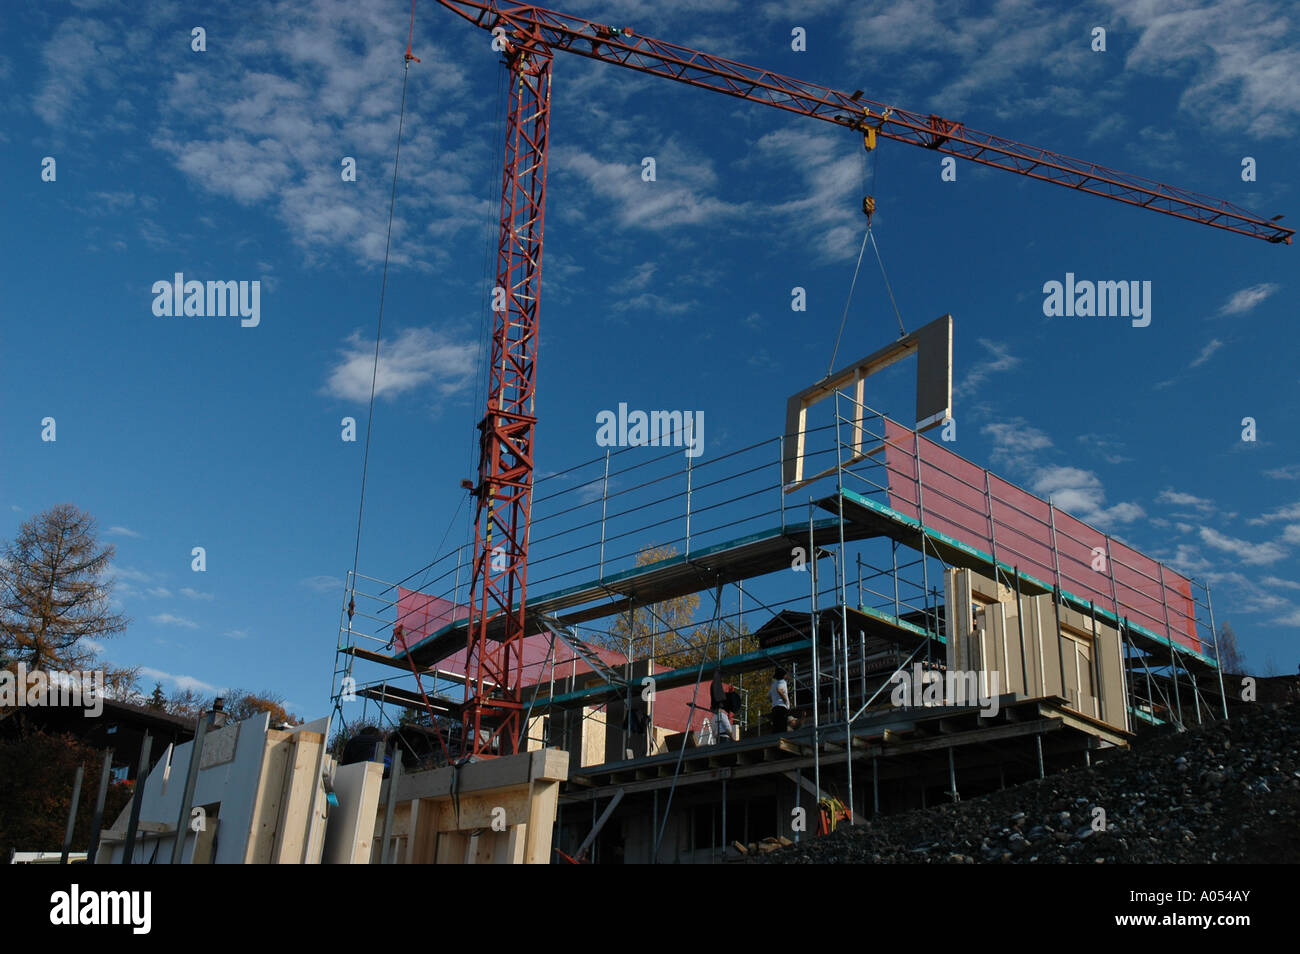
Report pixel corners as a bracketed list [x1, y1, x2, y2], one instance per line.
[428, 0, 1291, 758]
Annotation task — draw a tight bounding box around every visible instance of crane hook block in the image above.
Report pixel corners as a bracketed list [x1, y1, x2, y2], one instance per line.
[862, 195, 876, 218]
[863, 126, 877, 152]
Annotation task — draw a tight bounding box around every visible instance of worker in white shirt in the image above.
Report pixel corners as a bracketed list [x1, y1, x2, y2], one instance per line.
[770, 667, 791, 733]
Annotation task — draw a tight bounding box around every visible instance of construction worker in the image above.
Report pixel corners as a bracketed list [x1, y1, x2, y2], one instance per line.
[710, 668, 734, 742]
[770, 667, 791, 733]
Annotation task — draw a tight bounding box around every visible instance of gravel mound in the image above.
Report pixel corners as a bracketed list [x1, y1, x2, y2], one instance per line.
[751, 699, 1300, 864]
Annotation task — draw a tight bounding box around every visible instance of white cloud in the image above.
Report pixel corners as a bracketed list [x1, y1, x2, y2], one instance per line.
[554, 141, 746, 234]
[1156, 489, 1214, 512]
[1238, 591, 1289, 612]
[107, 525, 142, 538]
[146, 587, 173, 599]
[1076, 433, 1131, 465]
[750, 128, 862, 261]
[139, 666, 217, 693]
[150, 613, 199, 629]
[1104, 502, 1147, 524]
[1262, 575, 1300, 591]
[982, 418, 1053, 473]
[302, 575, 343, 593]
[1166, 543, 1211, 576]
[224, 629, 251, 640]
[1248, 501, 1300, 525]
[1198, 527, 1287, 565]
[33, 18, 134, 127]
[1281, 524, 1300, 545]
[961, 339, 1020, 395]
[617, 263, 658, 293]
[1030, 466, 1145, 526]
[612, 292, 694, 315]
[1271, 608, 1300, 627]
[180, 587, 213, 601]
[1218, 282, 1279, 316]
[324, 327, 477, 402]
[1264, 464, 1300, 480]
[844, 0, 1101, 121]
[34, 1, 481, 265]
[1112, 2, 1300, 137]
[1188, 338, 1223, 368]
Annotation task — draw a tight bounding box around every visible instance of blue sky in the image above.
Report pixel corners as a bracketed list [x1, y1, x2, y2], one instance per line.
[2, 0, 1298, 717]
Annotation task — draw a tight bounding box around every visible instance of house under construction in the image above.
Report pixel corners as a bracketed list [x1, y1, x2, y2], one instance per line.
[330, 316, 1229, 864]
[316, 0, 1286, 865]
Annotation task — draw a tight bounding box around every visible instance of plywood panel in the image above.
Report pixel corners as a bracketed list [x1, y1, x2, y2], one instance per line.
[1035, 597, 1064, 699]
[270, 731, 324, 864]
[944, 569, 974, 672]
[1097, 621, 1127, 730]
[323, 760, 384, 864]
[244, 730, 293, 863]
[1000, 600, 1026, 696]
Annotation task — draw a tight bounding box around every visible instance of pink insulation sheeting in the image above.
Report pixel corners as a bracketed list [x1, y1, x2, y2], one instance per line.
[393, 587, 468, 655]
[391, 587, 709, 730]
[882, 420, 1200, 654]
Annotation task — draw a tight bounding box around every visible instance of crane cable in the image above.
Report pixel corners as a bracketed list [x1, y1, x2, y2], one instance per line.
[346, 16, 453, 759]
[826, 144, 905, 375]
[349, 57, 412, 619]
[870, 230, 906, 340]
[827, 229, 870, 376]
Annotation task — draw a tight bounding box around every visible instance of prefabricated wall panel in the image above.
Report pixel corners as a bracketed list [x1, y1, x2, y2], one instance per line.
[885, 420, 1200, 654]
[374, 748, 569, 865]
[949, 568, 1127, 733]
[95, 714, 345, 865]
[322, 760, 384, 864]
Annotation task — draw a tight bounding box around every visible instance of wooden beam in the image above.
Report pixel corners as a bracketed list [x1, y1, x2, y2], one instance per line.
[877, 718, 1061, 757]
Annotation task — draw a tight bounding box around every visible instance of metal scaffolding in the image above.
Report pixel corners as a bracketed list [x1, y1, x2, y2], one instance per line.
[331, 385, 1228, 856]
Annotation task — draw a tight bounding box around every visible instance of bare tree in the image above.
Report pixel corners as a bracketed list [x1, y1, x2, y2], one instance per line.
[166, 688, 206, 721]
[1216, 621, 1246, 674]
[0, 504, 129, 670]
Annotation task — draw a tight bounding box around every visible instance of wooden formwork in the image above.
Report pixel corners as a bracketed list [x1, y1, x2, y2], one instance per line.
[375, 748, 569, 864]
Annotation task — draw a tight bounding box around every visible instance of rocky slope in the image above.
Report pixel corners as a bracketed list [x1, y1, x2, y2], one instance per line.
[752, 699, 1300, 864]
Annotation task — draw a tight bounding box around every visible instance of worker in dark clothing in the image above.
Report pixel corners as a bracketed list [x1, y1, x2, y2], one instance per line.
[710, 668, 726, 711]
[710, 668, 733, 742]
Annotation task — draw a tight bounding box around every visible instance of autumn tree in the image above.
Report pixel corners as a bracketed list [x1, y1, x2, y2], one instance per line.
[0, 730, 134, 857]
[165, 688, 206, 721]
[604, 545, 700, 664]
[223, 689, 300, 726]
[600, 545, 770, 732]
[0, 504, 129, 670]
